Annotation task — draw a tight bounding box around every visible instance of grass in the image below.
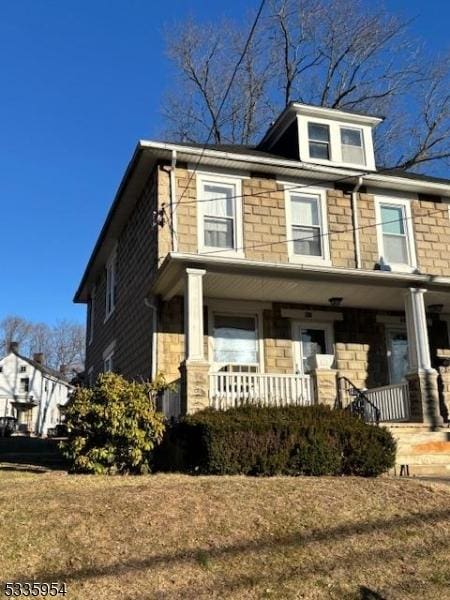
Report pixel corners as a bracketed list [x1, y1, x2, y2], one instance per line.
[0, 472, 449, 599]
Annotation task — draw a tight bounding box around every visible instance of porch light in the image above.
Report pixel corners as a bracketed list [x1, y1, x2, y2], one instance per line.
[428, 304, 444, 314]
[328, 297, 343, 307]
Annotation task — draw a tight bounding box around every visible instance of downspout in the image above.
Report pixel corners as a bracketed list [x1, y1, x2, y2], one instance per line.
[169, 149, 178, 252]
[351, 176, 363, 269]
[144, 297, 158, 381]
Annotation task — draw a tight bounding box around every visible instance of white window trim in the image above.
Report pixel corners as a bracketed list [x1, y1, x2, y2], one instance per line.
[102, 340, 116, 373]
[284, 185, 331, 266]
[374, 195, 417, 273]
[297, 115, 376, 170]
[207, 301, 265, 372]
[104, 250, 117, 322]
[87, 367, 94, 386]
[292, 320, 335, 375]
[196, 172, 244, 258]
[88, 286, 96, 345]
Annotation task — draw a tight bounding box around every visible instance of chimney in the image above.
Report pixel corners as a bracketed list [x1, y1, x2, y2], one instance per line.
[33, 352, 44, 365]
[8, 341, 19, 354]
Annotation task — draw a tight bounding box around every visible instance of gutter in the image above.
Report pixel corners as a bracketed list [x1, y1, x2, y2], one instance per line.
[144, 297, 158, 381]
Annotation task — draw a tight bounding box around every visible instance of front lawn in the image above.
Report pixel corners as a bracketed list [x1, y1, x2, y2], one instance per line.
[0, 472, 449, 599]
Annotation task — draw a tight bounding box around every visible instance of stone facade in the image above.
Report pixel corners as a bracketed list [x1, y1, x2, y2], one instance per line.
[82, 160, 450, 424]
[85, 168, 159, 380]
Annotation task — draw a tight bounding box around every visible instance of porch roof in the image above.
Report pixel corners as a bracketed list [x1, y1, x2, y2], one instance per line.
[152, 252, 450, 312]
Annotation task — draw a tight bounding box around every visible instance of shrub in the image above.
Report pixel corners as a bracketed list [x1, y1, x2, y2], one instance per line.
[155, 404, 396, 477]
[61, 373, 166, 474]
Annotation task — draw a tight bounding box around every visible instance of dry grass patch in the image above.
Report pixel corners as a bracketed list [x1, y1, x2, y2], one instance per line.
[0, 472, 449, 599]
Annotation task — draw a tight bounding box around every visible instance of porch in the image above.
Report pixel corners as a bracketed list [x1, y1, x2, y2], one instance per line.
[154, 253, 450, 424]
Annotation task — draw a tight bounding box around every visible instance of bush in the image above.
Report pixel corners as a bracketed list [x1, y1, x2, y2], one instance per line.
[61, 373, 166, 474]
[155, 404, 396, 477]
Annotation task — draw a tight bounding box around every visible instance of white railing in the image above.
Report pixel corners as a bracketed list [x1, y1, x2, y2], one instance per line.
[159, 385, 181, 419]
[364, 382, 410, 422]
[209, 372, 314, 410]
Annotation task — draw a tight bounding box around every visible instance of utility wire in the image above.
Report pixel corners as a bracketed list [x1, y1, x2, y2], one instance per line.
[171, 0, 267, 217]
[198, 198, 450, 258]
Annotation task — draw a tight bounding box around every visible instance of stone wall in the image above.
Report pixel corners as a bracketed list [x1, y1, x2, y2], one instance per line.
[85, 168, 158, 380]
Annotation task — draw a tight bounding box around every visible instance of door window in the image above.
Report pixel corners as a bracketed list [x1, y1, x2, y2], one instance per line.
[387, 331, 409, 384]
[298, 326, 327, 374]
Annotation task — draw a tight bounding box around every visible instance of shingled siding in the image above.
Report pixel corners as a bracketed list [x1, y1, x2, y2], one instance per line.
[412, 197, 450, 277]
[85, 169, 159, 380]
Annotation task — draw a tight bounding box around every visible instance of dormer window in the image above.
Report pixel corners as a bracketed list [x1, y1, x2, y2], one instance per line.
[340, 127, 365, 165]
[308, 123, 330, 160]
[260, 103, 380, 171]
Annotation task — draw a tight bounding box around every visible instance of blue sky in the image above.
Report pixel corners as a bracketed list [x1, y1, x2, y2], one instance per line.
[0, 0, 448, 326]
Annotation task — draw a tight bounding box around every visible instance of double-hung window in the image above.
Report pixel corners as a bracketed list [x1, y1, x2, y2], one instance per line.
[212, 314, 259, 372]
[308, 123, 330, 160]
[104, 353, 114, 373]
[105, 252, 116, 319]
[376, 197, 416, 270]
[198, 174, 243, 255]
[286, 188, 330, 263]
[203, 184, 234, 249]
[340, 127, 365, 165]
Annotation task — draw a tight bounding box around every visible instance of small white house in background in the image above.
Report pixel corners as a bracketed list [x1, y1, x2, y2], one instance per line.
[0, 342, 73, 436]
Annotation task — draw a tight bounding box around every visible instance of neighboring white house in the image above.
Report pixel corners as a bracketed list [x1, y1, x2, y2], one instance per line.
[0, 342, 73, 435]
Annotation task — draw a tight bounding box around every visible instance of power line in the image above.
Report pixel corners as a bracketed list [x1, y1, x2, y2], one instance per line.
[171, 0, 267, 217]
[198, 198, 450, 258]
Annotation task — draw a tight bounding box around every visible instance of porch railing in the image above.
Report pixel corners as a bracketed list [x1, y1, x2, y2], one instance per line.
[364, 382, 410, 422]
[209, 372, 313, 410]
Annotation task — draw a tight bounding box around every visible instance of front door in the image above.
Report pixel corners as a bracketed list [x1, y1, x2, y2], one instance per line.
[386, 329, 409, 384]
[294, 323, 332, 375]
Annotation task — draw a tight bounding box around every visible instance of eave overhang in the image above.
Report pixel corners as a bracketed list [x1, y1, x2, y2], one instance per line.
[74, 141, 450, 303]
[153, 251, 450, 305]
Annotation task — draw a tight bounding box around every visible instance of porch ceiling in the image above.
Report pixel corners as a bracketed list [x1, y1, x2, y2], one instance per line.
[152, 252, 450, 312]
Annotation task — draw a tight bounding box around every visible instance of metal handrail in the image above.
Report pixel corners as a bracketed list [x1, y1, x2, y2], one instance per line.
[337, 376, 381, 425]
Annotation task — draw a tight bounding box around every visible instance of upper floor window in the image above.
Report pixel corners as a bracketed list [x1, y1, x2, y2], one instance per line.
[19, 377, 29, 393]
[375, 196, 416, 271]
[197, 173, 243, 256]
[308, 123, 330, 160]
[204, 184, 234, 249]
[285, 187, 331, 265]
[19, 365, 26, 373]
[105, 251, 116, 320]
[340, 127, 365, 165]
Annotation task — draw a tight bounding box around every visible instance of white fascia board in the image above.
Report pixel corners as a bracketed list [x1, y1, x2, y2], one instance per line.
[290, 103, 384, 127]
[139, 140, 450, 197]
[160, 251, 450, 289]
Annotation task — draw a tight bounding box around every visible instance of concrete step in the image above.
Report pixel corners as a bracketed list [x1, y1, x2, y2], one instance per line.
[384, 424, 450, 476]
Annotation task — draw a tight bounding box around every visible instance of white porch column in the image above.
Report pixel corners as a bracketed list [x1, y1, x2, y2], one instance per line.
[404, 287, 443, 425]
[184, 268, 206, 361]
[404, 288, 432, 371]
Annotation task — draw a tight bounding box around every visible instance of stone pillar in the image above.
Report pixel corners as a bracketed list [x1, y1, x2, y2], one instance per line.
[438, 365, 450, 423]
[404, 288, 443, 425]
[182, 268, 209, 414]
[179, 360, 210, 414]
[312, 368, 338, 408]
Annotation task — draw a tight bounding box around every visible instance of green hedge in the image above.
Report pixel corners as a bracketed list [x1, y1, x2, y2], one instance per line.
[154, 405, 396, 477]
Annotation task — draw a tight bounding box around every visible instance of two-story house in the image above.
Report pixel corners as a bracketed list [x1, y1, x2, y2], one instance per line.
[74, 103, 450, 429]
[0, 342, 73, 435]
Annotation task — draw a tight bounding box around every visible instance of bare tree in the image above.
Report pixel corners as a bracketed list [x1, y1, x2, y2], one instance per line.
[0, 315, 33, 355]
[1, 314, 85, 373]
[162, 0, 449, 173]
[51, 320, 85, 371]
